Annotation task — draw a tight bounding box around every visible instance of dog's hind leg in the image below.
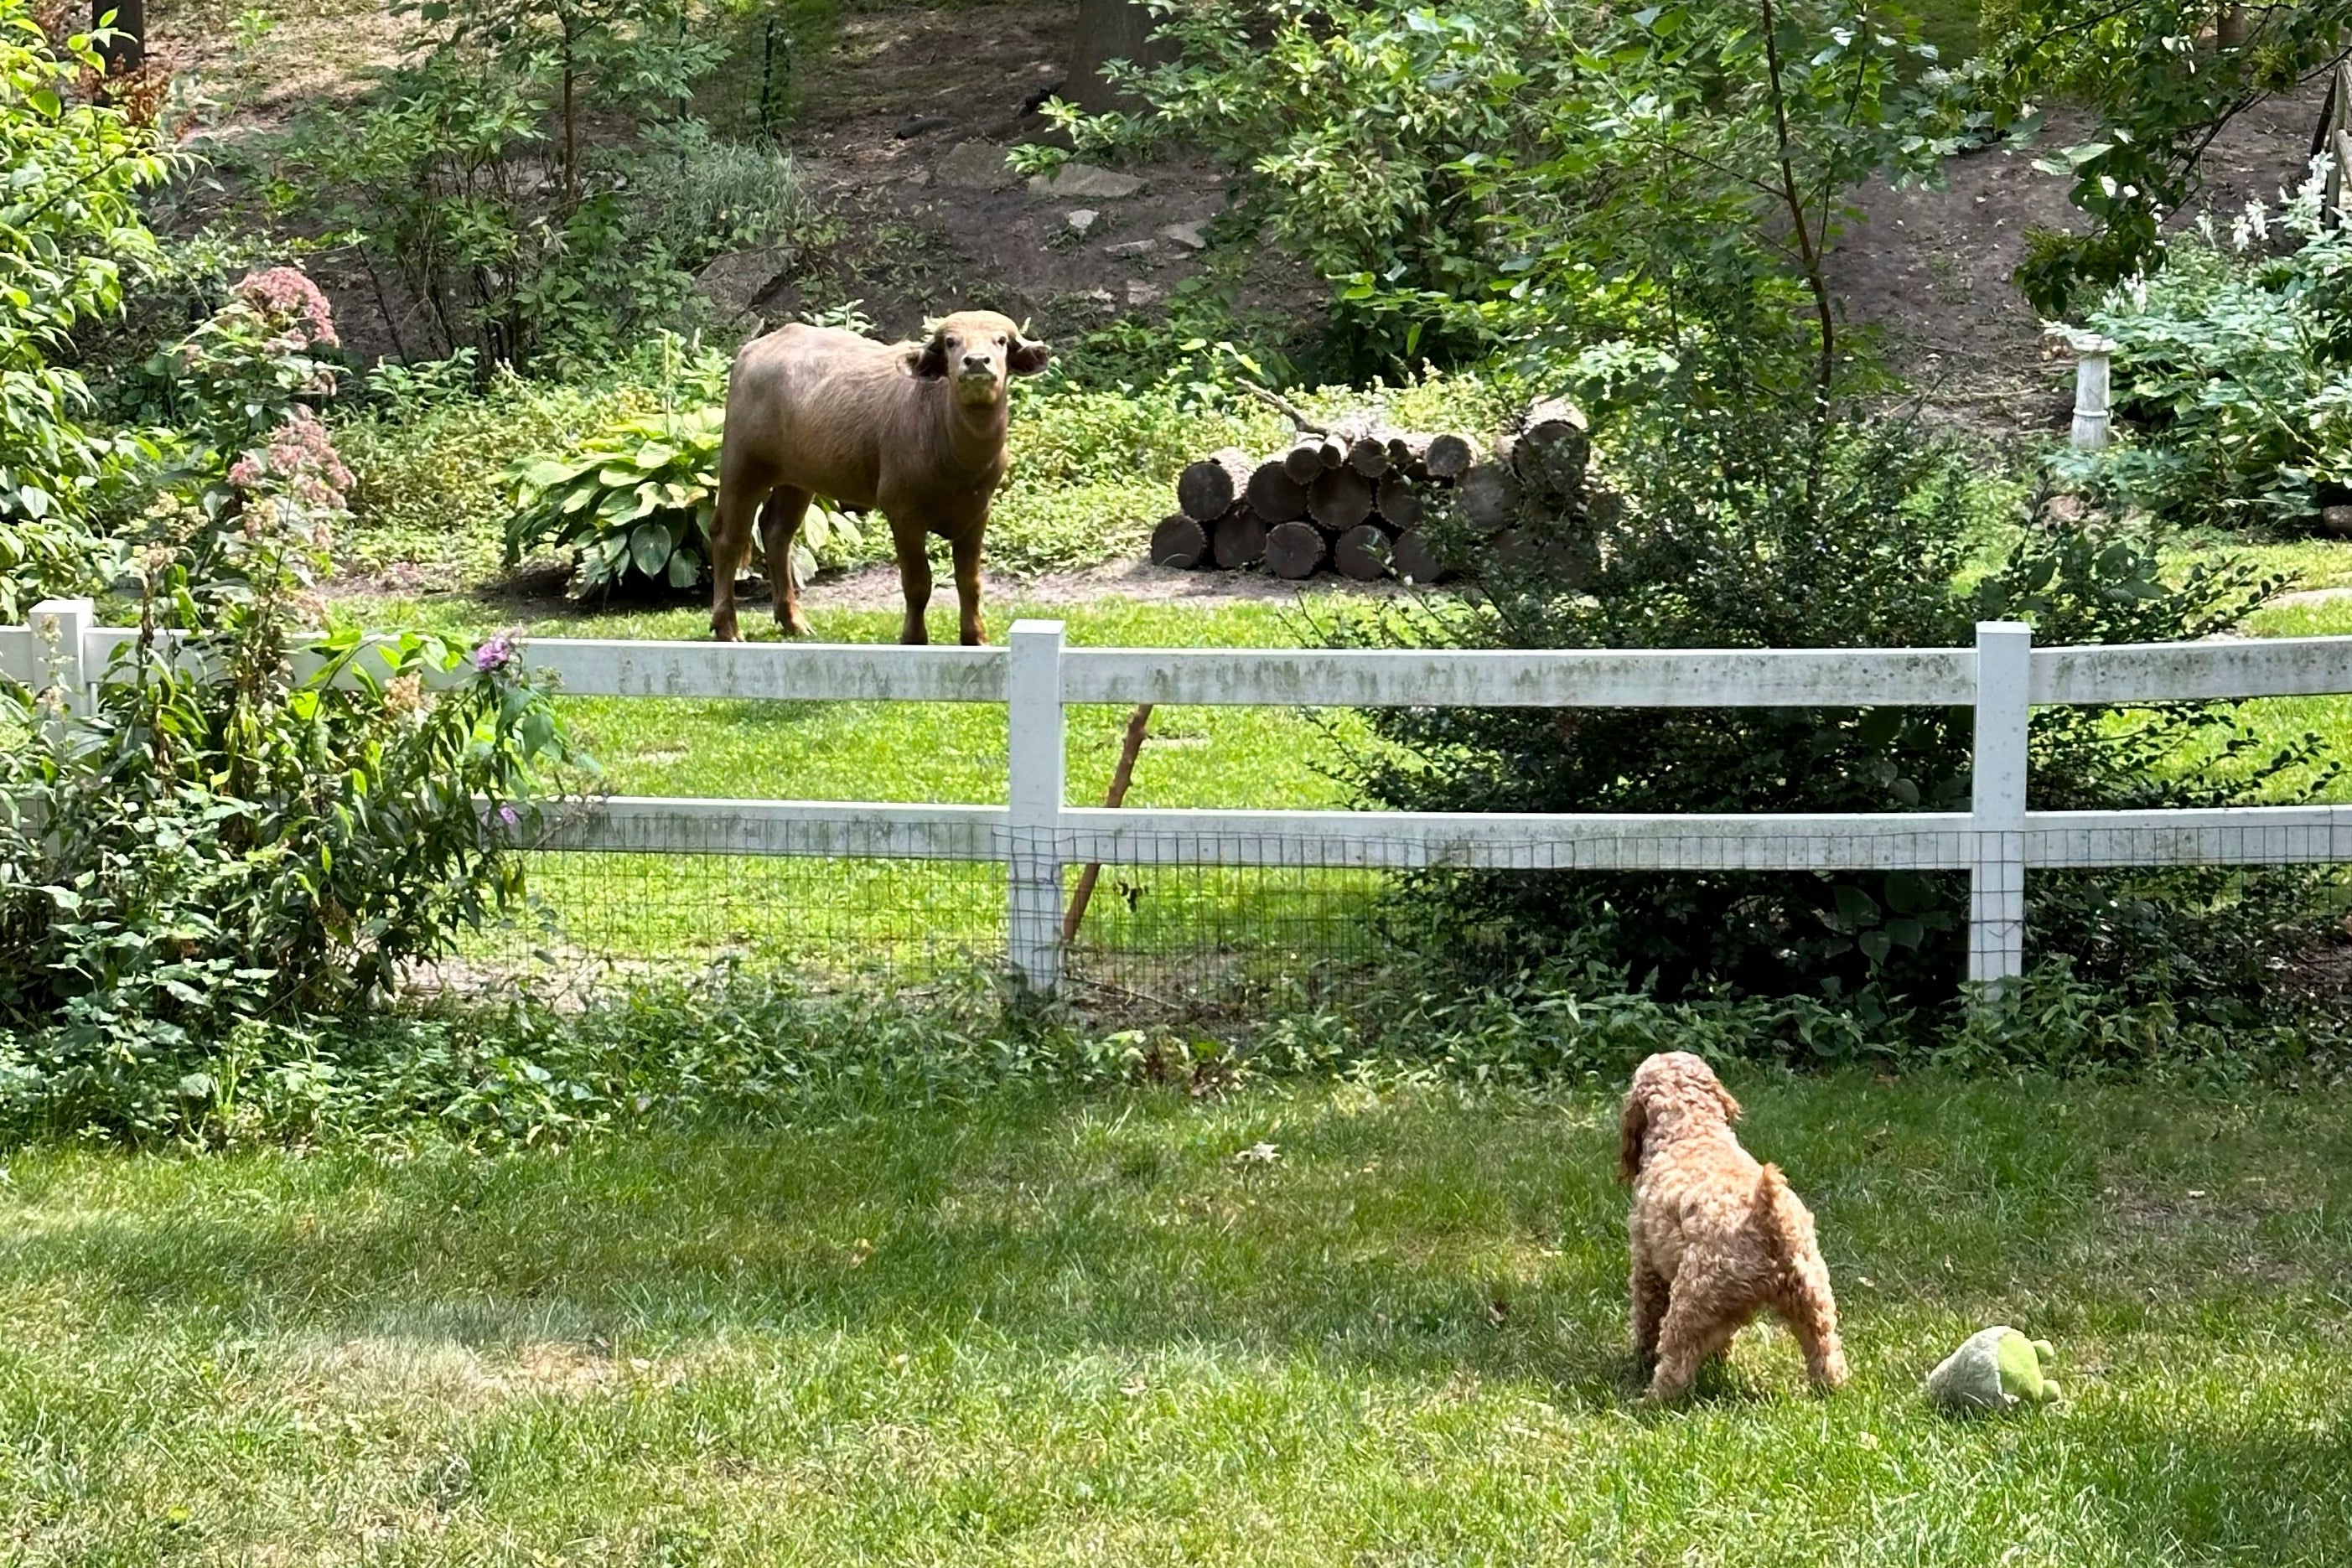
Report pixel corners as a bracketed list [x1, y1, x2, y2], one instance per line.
[1778, 1257, 1848, 1391]
[1631, 1258, 1670, 1373]
[1645, 1274, 1749, 1402]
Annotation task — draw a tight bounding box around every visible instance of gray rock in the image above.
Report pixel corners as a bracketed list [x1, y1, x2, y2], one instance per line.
[1028, 161, 1143, 200]
[1161, 220, 1208, 250]
[1106, 239, 1158, 258]
[936, 139, 1018, 191]
[1126, 280, 1163, 306]
[2324, 504, 2352, 537]
[693, 246, 793, 322]
[1065, 208, 1101, 236]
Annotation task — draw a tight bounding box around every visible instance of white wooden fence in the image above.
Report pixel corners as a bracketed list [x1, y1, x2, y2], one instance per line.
[13, 599, 2352, 997]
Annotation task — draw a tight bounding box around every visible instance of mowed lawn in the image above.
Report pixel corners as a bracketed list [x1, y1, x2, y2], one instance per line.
[4, 1076, 2352, 1564]
[340, 554, 2352, 970]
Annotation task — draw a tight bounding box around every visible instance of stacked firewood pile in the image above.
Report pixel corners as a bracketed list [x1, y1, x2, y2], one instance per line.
[1148, 398, 1593, 585]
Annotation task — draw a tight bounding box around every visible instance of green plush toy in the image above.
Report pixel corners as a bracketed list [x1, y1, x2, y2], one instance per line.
[1924, 1326, 2061, 1412]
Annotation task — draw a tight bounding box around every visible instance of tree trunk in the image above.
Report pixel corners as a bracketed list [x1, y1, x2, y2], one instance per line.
[1346, 436, 1391, 477]
[1150, 515, 1210, 568]
[1068, 0, 1179, 113]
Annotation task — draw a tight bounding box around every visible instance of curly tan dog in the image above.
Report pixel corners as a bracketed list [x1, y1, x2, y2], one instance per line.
[1619, 1052, 1847, 1400]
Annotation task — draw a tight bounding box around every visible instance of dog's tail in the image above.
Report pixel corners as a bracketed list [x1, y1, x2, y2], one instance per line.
[1752, 1163, 1819, 1255]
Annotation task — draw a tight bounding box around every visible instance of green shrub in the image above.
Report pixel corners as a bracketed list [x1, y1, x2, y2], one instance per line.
[9, 950, 2335, 1147]
[1988, 0, 2352, 313]
[503, 400, 866, 595]
[1042, 0, 1981, 378]
[1333, 384, 2338, 1017]
[0, 0, 173, 618]
[2065, 176, 2352, 534]
[267, 0, 787, 367]
[0, 276, 587, 1139]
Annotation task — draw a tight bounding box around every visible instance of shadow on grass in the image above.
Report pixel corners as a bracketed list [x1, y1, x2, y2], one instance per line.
[10, 1080, 2352, 1427]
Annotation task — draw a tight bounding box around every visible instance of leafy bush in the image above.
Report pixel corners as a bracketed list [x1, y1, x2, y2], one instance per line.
[500, 338, 864, 593]
[0, 0, 173, 617]
[2064, 174, 2352, 534]
[267, 0, 794, 365]
[1988, 0, 2352, 313]
[1334, 390, 2338, 1017]
[0, 278, 587, 1140]
[1044, 0, 1986, 377]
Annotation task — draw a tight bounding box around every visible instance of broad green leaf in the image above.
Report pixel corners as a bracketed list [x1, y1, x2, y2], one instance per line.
[629, 522, 673, 577]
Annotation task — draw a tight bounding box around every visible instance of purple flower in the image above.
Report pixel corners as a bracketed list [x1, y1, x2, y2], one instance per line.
[471, 631, 521, 673]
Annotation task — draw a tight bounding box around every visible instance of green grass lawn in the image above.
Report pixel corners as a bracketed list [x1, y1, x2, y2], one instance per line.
[329, 596, 1384, 978]
[339, 556, 2352, 973]
[6, 1074, 2351, 1564]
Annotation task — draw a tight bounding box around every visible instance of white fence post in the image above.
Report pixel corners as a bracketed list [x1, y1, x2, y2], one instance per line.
[1006, 618, 1066, 994]
[2070, 336, 2116, 451]
[29, 598, 93, 729]
[1969, 621, 2032, 991]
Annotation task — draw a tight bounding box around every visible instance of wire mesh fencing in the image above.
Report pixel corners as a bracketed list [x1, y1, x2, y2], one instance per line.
[399, 815, 2054, 1013]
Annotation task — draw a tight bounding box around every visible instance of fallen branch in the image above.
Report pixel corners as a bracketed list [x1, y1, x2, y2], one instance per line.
[1240, 380, 1327, 437]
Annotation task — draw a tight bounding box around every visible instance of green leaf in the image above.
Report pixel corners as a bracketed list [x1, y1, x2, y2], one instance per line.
[666, 546, 700, 588]
[629, 522, 673, 577]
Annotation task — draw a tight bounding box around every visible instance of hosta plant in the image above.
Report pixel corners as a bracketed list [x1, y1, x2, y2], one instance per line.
[505, 406, 864, 596]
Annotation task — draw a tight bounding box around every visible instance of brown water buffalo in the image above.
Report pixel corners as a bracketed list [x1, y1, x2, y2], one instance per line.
[707, 309, 1050, 644]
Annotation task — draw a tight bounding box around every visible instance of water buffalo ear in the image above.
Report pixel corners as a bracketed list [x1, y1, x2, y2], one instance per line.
[903, 333, 949, 379]
[1008, 334, 1051, 376]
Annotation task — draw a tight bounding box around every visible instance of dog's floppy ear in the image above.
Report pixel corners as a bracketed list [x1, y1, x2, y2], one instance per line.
[1618, 1094, 1648, 1184]
[902, 324, 950, 379]
[1008, 323, 1050, 376]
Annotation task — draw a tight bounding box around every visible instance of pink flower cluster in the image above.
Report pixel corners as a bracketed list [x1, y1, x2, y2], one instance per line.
[470, 630, 521, 674]
[227, 406, 355, 512]
[231, 267, 340, 350]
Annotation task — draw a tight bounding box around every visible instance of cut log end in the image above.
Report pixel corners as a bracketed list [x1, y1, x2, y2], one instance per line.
[1308, 466, 1375, 532]
[1334, 523, 1392, 582]
[1390, 528, 1451, 584]
[1177, 447, 1253, 523]
[1264, 520, 1327, 581]
[1456, 460, 1521, 534]
[1150, 515, 1210, 570]
[1212, 508, 1269, 569]
[1246, 460, 1311, 523]
[1425, 433, 1475, 479]
[1375, 473, 1425, 530]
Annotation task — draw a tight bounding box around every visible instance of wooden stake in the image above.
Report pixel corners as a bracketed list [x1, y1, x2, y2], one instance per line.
[1062, 703, 1155, 944]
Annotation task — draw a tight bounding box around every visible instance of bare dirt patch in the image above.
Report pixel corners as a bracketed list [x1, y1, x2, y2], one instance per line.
[1828, 81, 2335, 438]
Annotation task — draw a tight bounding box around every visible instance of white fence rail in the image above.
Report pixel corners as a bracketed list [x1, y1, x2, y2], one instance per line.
[13, 600, 2352, 996]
